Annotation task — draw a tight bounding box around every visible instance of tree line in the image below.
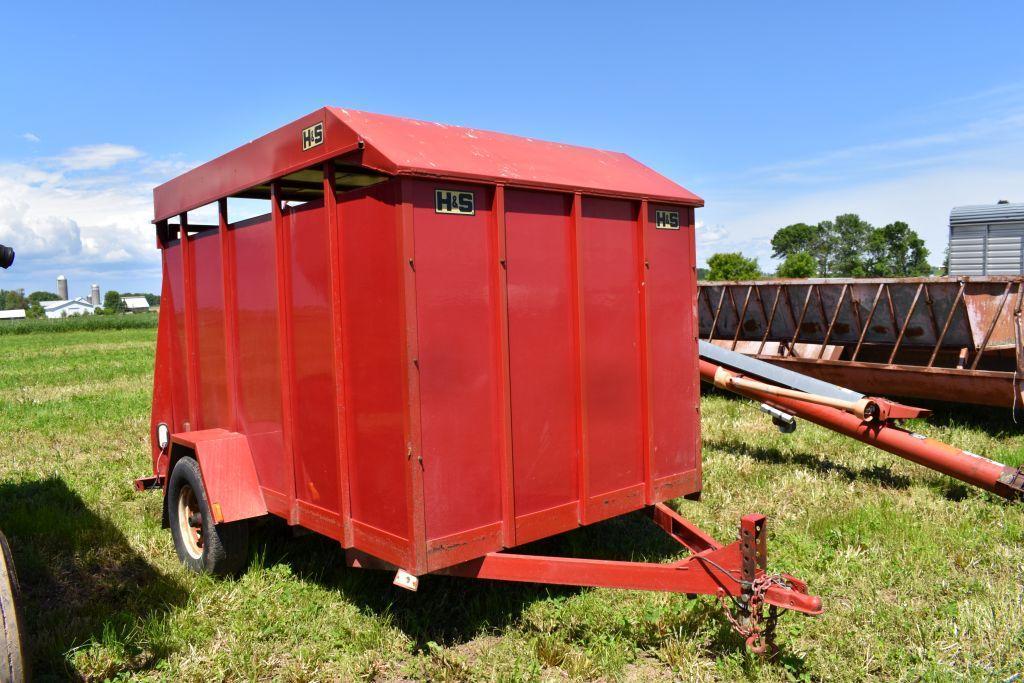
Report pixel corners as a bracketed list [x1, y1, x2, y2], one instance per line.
[704, 213, 933, 281]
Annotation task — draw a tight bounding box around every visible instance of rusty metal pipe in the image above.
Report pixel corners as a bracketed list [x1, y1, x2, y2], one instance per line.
[712, 366, 874, 420]
[700, 358, 1024, 501]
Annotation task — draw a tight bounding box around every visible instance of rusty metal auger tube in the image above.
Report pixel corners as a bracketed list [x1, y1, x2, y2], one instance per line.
[700, 358, 1024, 501]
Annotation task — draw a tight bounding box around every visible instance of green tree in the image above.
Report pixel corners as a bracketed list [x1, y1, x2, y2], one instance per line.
[864, 221, 931, 276]
[771, 222, 832, 274]
[829, 213, 873, 276]
[28, 290, 61, 304]
[776, 251, 818, 278]
[0, 289, 26, 311]
[103, 289, 124, 313]
[770, 214, 928, 278]
[706, 252, 761, 281]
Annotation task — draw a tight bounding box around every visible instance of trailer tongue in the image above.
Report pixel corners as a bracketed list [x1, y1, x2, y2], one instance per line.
[699, 341, 1024, 501]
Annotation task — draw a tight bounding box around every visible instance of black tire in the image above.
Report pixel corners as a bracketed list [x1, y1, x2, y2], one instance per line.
[167, 457, 249, 576]
[0, 531, 27, 682]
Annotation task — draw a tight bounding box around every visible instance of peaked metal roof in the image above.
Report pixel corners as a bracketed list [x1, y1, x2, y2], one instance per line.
[153, 107, 702, 222]
[122, 296, 150, 309]
[41, 298, 97, 311]
[950, 202, 1024, 226]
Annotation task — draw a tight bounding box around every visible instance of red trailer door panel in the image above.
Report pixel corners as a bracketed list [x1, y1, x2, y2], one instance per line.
[286, 201, 342, 524]
[411, 182, 504, 555]
[646, 205, 700, 495]
[505, 190, 580, 543]
[232, 217, 287, 499]
[580, 198, 645, 521]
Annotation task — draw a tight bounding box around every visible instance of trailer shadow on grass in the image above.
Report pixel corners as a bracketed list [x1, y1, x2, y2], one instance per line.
[0, 477, 186, 680]
[250, 509, 759, 650]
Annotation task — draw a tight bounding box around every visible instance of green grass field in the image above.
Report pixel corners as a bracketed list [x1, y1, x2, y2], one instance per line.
[1, 327, 1021, 681]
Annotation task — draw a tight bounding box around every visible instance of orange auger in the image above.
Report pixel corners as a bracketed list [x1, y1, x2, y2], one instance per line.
[700, 342, 1024, 501]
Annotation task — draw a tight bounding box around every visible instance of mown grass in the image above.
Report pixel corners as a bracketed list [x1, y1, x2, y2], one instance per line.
[0, 328, 1021, 681]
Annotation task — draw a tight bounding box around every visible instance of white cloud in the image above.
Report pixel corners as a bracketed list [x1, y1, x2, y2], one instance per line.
[695, 220, 727, 248]
[56, 143, 143, 170]
[0, 146, 197, 295]
[21, 133, 40, 143]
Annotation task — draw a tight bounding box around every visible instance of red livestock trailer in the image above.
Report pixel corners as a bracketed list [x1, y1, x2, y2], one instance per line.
[137, 107, 820, 651]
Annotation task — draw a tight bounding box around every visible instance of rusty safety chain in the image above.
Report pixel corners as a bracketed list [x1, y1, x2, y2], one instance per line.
[719, 574, 792, 655]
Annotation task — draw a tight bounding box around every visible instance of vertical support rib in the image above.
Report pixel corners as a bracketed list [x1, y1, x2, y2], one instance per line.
[758, 287, 782, 356]
[752, 285, 769, 342]
[922, 284, 941, 341]
[884, 284, 898, 339]
[707, 286, 727, 342]
[217, 199, 240, 431]
[396, 179, 427, 572]
[818, 283, 848, 360]
[970, 281, 1012, 370]
[491, 185, 517, 545]
[814, 284, 830, 339]
[637, 200, 654, 503]
[928, 281, 964, 367]
[569, 192, 590, 523]
[852, 283, 884, 362]
[888, 283, 923, 365]
[730, 285, 753, 350]
[178, 214, 200, 429]
[788, 285, 815, 355]
[322, 162, 354, 546]
[781, 286, 800, 353]
[850, 286, 864, 338]
[270, 182, 299, 522]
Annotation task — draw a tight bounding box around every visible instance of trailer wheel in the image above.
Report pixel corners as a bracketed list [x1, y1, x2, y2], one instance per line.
[0, 531, 27, 683]
[167, 457, 249, 576]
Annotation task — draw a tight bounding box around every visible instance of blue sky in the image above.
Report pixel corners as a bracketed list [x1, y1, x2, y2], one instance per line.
[2, 1, 1024, 296]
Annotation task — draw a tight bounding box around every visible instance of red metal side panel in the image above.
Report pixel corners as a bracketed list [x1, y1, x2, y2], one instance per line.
[504, 189, 581, 543]
[580, 197, 645, 521]
[189, 231, 230, 431]
[646, 204, 700, 499]
[410, 180, 504, 560]
[162, 243, 190, 432]
[285, 200, 342, 528]
[338, 181, 411, 564]
[231, 216, 287, 501]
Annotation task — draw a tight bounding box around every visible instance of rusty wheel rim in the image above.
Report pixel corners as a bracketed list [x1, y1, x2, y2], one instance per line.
[177, 484, 203, 559]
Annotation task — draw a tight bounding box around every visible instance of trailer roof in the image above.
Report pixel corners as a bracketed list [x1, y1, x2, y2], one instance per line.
[153, 107, 703, 222]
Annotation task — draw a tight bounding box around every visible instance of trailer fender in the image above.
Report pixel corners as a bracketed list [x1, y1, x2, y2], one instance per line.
[167, 429, 268, 524]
